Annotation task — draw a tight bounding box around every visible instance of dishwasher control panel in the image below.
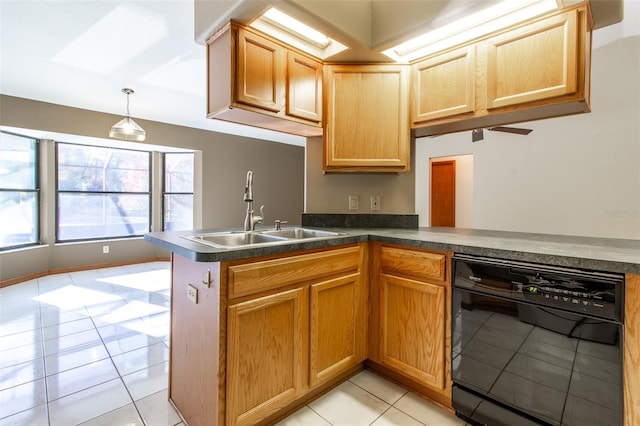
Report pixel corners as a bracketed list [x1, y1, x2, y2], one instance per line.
[453, 254, 624, 321]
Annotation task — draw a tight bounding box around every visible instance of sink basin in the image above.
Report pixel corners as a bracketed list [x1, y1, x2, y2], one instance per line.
[262, 227, 344, 239]
[181, 228, 345, 249]
[182, 231, 288, 248]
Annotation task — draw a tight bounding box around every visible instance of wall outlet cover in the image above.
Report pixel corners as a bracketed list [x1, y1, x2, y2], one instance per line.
[187, 284, 198, 304]
[349, 195, 359, 210]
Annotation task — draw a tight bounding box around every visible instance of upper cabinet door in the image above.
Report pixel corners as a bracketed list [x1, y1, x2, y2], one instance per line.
[324, 64, 410, 172]
[236, 28, 286, 112]
[486, 10, 578, 109]
[287, 52, 322, 122]
[411, 45, 476, 124]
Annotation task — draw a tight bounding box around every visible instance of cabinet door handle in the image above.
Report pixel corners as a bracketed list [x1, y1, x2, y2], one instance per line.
[202, 269, 212, 288]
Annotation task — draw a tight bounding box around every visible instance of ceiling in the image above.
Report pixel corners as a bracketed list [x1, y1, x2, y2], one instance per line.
[0, 0, 626, 147]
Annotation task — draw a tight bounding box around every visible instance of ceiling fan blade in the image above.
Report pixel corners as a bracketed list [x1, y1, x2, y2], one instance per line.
[471, 128, 484, 142]
[488, 126, 533, 135]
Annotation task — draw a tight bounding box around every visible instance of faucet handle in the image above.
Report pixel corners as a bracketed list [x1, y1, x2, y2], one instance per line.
[274, 219, 288, 230]
[253, 205, 264, 226]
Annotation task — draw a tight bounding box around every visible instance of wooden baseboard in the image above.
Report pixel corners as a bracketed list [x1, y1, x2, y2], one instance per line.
[0, 257, 170, 288]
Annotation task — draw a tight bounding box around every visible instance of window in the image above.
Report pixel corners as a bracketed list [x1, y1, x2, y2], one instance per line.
[0, 132, 39, 250]
[56, 142, 151, 241]
[163, 152, 194, 231]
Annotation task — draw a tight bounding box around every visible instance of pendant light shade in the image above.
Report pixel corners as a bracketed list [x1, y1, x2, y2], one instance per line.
[110, 88, 146, 141]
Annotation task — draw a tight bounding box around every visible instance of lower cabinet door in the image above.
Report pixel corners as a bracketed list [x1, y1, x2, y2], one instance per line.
[309, 272, 366, 387]
[226, 287, 309, 426]
[380, 273, 446, 390]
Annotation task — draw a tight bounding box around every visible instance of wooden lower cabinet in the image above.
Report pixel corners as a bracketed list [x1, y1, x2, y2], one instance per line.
[624, 273, 640, 426]
[226, 288, 309, 426]
[169, 254, 221, 426]
[223, 244, 366, 425]
[170, 243, 638, 425]
[380, 273, 446, 390]
[369, 243, 452, 407]
[310, 272, 366, 387]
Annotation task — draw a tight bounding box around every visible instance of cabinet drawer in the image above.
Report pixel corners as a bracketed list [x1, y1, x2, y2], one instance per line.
[228, 245, 361, 298]
[380, 246, 446, 282]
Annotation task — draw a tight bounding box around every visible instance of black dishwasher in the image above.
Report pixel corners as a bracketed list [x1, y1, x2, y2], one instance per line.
[451, 254, 624, 426]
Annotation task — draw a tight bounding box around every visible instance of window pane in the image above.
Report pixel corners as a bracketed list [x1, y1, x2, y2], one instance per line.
[58, 193, 150, 240]
[164, 194, 193, 231]
[58, 144, 149, 192]
[0, 191, 38, 248]
[164, 153, 194, 193]
[0, 133, 37, 190]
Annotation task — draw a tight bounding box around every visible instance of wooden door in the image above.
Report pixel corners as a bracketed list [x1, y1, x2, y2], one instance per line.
[431, 160, 456, 227]
[236, 28, 285, 112]
[226, 287, 308, 426]
[287, 51, 322, 122]
[380, 273, 446, 390]
[309, 272, 366, 387]
[411, 45, 476, 124]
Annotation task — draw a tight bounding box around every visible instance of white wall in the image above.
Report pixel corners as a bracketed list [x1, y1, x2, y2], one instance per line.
[415, 28, 640, 239]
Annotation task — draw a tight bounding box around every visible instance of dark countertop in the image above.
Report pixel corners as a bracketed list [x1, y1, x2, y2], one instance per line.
[144, 227, 640, 275]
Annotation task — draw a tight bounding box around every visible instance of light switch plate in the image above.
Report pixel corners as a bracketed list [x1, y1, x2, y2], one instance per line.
[187, 284, 198, 304]
[371, 196, 380, 211]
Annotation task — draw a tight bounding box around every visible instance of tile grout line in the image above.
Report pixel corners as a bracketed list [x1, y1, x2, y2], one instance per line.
[38, 275, 53, 426]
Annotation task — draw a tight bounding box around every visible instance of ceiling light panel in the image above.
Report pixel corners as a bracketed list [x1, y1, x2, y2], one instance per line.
[249, 8, 347, 60]
[384, 0, 558, 62]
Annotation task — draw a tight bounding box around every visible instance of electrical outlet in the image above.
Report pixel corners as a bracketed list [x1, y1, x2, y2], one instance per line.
[348, 195, 359, 211]
[371, 196, 381, 211]
[102, 245, 109, 254]
[187, 284, 198, 304]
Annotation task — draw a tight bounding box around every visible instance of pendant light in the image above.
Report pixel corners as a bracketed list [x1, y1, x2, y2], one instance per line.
[109, 88, 146, 141]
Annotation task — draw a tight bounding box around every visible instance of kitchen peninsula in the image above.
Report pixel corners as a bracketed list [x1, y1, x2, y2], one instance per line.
[144, 227, 640, 426]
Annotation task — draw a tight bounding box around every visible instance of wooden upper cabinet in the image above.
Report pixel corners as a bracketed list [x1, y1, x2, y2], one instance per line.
[287, 52, 323, 122]
[324, 64, 410, 172]
[486, 10, 578, 109]
[411, 5, 592, 137]
[206, 23, 323, 137]
[236, 27, 286, 112]
[411, 45, 476, 124]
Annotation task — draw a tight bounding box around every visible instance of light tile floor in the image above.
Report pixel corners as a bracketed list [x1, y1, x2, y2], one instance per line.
[1, 261, 467, 426]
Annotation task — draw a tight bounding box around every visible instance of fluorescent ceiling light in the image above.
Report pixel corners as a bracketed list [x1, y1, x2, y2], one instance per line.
[383, 0, 558, 62]
[262, 8, 330, 48]
[250, 8, 347, 60]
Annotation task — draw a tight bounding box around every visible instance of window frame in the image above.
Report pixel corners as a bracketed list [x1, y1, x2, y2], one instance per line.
[0, 131, 40, 251]
[55, 141, 152, 243]
[162, 151, 194, 231]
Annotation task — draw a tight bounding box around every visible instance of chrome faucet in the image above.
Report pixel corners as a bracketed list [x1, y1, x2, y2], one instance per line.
[243, 171, 264, 231]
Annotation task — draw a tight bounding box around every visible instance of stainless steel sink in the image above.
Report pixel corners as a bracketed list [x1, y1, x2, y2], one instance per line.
[182, 231, 288, 248]
[181, 228, 345, 249]
[261, 227, 344, 239]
